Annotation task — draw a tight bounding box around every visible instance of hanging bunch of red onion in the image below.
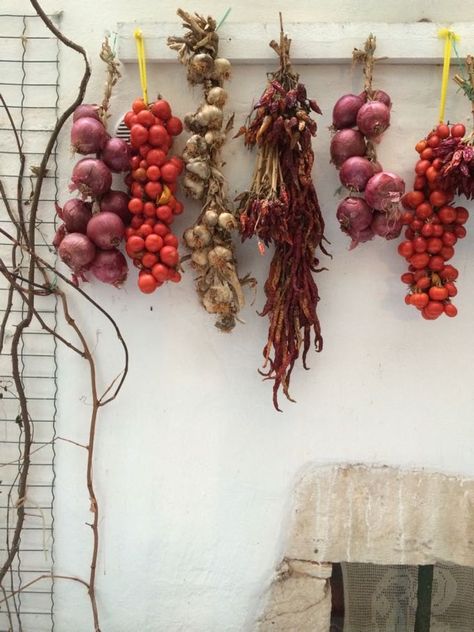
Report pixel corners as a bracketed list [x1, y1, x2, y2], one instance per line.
[54, 38, 129, 287]
[330, 35, 405, 248]
[236, 18, 328, 410]
[168, 10, 252, 332]
[121, 96, 184, 293]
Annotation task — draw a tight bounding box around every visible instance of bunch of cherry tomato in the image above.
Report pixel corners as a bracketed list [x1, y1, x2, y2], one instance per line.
[123, 97, 184, 294]
[397, 122, 468, 319]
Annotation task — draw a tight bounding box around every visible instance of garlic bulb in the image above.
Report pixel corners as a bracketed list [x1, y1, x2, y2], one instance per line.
[204, 130, 226, 147]
[193, 225, 212, 248]
[184, 134, 208, 158]
[184, 228, 198, 248]
[191, 249, 209, 268]
[218, 212, 237, 231]
[208, 246, 233, 268]
[190, 53, 214, 76]
[186, 160, 211, 181]
[206, 87, 228, 107]
[213, 57, 231, 80]
[195, 105, 223, 130]
[183, 175, 205, 200]
[203, 210, 219, 226]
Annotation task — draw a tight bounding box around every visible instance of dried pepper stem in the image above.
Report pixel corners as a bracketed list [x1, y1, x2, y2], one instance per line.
[168, 10, 252, 332]
[237, 14, 328, 410]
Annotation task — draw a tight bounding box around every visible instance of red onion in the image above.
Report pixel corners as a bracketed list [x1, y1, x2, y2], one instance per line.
[71, 117, 108, 155]
[100, 190, 131, 223]
[330, 129, 366, 168]
[60, 199, 92, 233]
[371, 211, 402, 240]
[102, 137, 131, 172]
[356, 101, 390, 138]
[332, 93, 365, 129]
[58, 233, 96, 272]
[337, 196, 373, 236]
[365, 171, 405, 212]
[86, 212, 124, 250]
[349, 226, 375, 250]
[339, 157, 375, 191]
[90, 249, 128, 286]
[373, 90, 392, 109]
[73, 104, 101, 122]
[53, 224, 67, 249]
[70, 158, 112, 198]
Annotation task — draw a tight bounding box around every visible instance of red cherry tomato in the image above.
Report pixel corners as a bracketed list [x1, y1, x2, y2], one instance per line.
[131, 182, 144, 199]
[428, 255, 445, 271]
[439, 265, 458, 281]
[130, 124, 148, 148]
[151, 99, 172, 121]
[451, 123, 466, 138]
[410, 292, 429, 309]
[166, 116, 183, 136]
[410, 253, 430, 269]
[141, 252, 159, 269]
[127, 235, 145, 254]
[444, 303, 458, 317]
[136, 109, 156, 128]
[401, 272, 415, 284]
[145, 233, 164, 253]
[164, 233, 179, 248]
[427, 134, 440, 148]
[147, 148, 167, 167]
[139, 143, 151, 158]
[416, 276, 431, 290]
[130, 215, 144, 229]
[132, 167, 147, 182]
[455, 207, 469, 225]
[445, 282, 457, 297]
[146, 165, 161, 181]
[168, 270, 182, 283]
[138, 224, 153, 238]
[416, 202, 433, 220]
[415, 140, 427, 153]
[143, 201, 156, 218]
[440, 245, 454, 261]
[438, 206, 457, 224]
[454, 225, 467, 239]
[169, 156, 184, 174]
[432, 224, 444, 237]
[398, 241, 414, 258]
[425, 300, 444, 317]
[132, 98, 147, 114]
[429, 190, 449, 208]
[429, 286, 448, 301]
[151, 263, 170, 282]
[128, 197, 143, 215]
[156, 204, 173, 223]
[138, 273, 157, 294]
[160, 245, 179, 267]
[413, 237, 427, 253]
[436, 123, 450, 139]
[148, 125, 170, 148]
[161, 163, 180, 183]
[144, 181, 163, 200]
[152, 223, 167, 238]
[421, 223, 434, 238]
[426, 237, 442, 254]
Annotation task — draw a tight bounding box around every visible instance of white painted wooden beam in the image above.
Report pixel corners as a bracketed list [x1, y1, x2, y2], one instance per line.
[117, 21, 471, 65]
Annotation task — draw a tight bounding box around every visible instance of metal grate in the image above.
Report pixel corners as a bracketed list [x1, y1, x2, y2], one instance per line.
[0, 11, 60, 632]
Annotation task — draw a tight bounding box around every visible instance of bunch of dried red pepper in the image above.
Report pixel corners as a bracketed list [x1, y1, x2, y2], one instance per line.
[236, 17, 328, 410]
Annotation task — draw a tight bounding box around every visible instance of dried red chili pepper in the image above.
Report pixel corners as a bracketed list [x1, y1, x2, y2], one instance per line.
[236, 16, 328, 410]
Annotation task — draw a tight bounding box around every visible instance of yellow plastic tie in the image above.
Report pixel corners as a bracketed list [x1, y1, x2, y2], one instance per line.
[134, 28, 148, 105]
[437, 28, 460, 123]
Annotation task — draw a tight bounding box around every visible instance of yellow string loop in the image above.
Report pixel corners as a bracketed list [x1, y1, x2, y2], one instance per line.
[437, 28, 460, 123]
[134, 28, 148, 105]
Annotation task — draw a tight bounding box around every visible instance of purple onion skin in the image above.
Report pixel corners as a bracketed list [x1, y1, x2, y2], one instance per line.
[100, 190, 131, 223]
[350, 226, 375, 250]
[61, 199, 92, 233]
[330, 129, 367, 168]
[332, 93, 365, 129]
[53, 224, 67, 249]
[86, 212, 125, 250]
[373, 90, 392, 109]
[58, 233, 96, 272]
[102, 137, 131, 173]
[90, 249, 128, 286]
[371, 211, 402, 240]
[356, 101, 391, 138]
[339, 157, 375, 192]
[70, 158, 112, 198]
[73, 104, 101, 122]
[337, 196, 373, 235]
[365, 171, 405, 211]
[71, 117, 108, 155]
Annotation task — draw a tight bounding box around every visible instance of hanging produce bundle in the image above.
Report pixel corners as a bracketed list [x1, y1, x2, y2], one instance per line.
[120, 30, 185, 294]
[168, 10, 251, 332]
[236, 16, 328, 410]
[55, 39, 129, 286]
[330, 35, 405, 248]
[397, 31, 468, 319]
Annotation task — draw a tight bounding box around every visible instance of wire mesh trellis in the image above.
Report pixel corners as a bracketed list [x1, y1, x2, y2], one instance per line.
[0, 11, 60, 631]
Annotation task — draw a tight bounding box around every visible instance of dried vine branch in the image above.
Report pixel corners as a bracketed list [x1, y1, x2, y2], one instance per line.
[0, 3, 128, 631]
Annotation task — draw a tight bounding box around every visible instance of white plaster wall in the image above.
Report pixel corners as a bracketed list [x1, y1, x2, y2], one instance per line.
[4, 1, 474, 630]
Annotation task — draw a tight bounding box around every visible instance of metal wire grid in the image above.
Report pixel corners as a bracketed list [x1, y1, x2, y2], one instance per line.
[0, 11, 60, 632]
